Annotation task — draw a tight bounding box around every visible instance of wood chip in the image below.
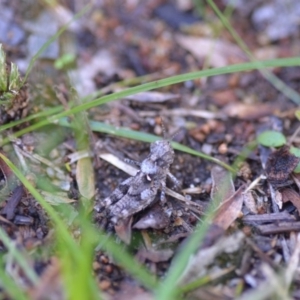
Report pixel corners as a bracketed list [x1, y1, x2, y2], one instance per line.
[243, 211, 295, 224]
[258, 222, 300, 235]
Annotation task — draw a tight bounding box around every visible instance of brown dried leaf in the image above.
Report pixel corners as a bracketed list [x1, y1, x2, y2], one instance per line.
[243, 191, 258, 214]
[210, 166, 235, 203]
[114, 216, 133, 244]
[176, 35, 246, 67]
[292, 173, 300, 190]
[210, 89, 238, 106]
[76, 157, 95, 200]
[223, 103, 274, 120]
[266, 146, 300, 188]
[213, 185, 245, 230]
[281, 188, 300, 213]
[274, 190, 283, 209]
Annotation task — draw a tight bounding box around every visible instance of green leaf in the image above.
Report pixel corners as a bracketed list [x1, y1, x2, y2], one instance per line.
[8, 63, 21, 91]
[0, 44, 8, 91]
[54, 53, 76, 70]
[76, 157, 95, 200]
[295, 110, 300, 121]
[257, 130, 286, 147]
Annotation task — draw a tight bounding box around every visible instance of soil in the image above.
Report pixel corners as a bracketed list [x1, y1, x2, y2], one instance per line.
[1, 1, 300, 299]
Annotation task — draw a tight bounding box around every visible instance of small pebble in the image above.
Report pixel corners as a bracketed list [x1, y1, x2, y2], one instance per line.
[99, 280, 111, 290]
[46, 167, 55, 178]
[174, 217, 183, 226]
[218, 143, 228, 154]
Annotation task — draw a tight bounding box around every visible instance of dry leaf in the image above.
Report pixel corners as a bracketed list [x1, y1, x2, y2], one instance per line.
[292, 173, 300, 190]
[243, 191, 258, 214]
[274, 190, 283, 209]
[210, 89, 238, 106]
[223, 103, 274, 120]
[125, 91, 179, 103]
[281, 188, 300, 213]
[114, 216, 133, 244]
[176, 35, 246, 67]
[213, 185, 245, 230]
[99, 153, 137, 176]
[210, 165, 235, 203]
[76, 157, 95, 200]
[266, 146, 300, 188]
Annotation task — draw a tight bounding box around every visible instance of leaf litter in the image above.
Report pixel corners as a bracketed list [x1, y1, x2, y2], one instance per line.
[1, 1, 300, 299]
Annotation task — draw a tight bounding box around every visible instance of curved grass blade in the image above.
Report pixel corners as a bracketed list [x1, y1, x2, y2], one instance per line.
[2, 57, 299, 147]
[155, 141, 257, 300]
[57, 118, 235, 172]
[0, 106, 63, 132]
[206, 0, 300, 105]
[0, 154, 80, 253]
[0, 154, 158, 291]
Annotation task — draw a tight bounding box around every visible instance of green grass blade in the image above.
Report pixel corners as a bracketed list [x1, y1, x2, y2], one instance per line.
[155, 214, 213, 300]
[89, 119, 235, 172]
[61, 215, 101, 300]
[155, 142, 258, 299]
[2, 57, 299, 148]
[94, 230, 158, 290]
[0, 154, 157, 291]
[0, 154, 80, 258]
[0, 154, 100, 299]
[56, 118, 234, 172]
[46, 57, 300, 116]
[206, 0, 300, 105]
[0, 106, 63, 132]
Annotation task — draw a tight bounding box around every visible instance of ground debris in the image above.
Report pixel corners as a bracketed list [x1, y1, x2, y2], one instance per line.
[243, 211, 296, 225]
[265, 146, 300, 188]
[1, 0, 300, 298]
